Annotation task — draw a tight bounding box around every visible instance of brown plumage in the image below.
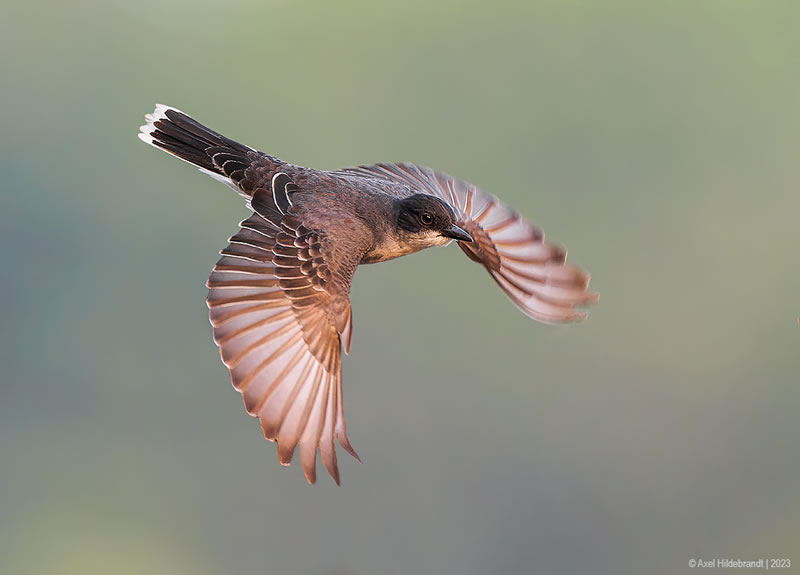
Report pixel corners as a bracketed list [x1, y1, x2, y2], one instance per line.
[138, 104, 598, 484]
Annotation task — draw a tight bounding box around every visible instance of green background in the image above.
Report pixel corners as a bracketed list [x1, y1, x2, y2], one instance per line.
[2, 1, 798, 574]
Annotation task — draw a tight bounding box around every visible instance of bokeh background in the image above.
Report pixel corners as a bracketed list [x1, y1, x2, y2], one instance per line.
[2, 1, 798, 574]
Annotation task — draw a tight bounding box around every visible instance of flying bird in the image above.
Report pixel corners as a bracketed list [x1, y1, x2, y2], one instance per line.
[138, 105, 598, 484]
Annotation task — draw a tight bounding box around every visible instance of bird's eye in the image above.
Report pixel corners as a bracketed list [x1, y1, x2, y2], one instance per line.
[419, 212, 433, 225]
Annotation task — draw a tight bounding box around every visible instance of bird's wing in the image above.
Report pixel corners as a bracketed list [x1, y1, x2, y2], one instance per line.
[343, 163, 598, 323]
[207, 173, 363, 484]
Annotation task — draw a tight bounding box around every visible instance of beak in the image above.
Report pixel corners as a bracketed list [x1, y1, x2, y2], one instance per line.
[441, 223, 473, 242]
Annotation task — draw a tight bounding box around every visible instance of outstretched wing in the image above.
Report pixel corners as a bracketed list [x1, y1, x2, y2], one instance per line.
[207, 173, 362, 484]
[344, 163, 598, 323]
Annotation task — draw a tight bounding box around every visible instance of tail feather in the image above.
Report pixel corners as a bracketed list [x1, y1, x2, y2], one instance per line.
[138, 104, 265, 193]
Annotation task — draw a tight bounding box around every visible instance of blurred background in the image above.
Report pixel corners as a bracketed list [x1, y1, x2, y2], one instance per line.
[2, 1, 798, 574]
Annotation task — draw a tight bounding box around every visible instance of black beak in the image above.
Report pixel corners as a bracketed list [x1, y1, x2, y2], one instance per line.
[441, 224, 473, 242]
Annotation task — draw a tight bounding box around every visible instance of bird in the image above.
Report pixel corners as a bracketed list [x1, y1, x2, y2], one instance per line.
[138, 104, 598, 485]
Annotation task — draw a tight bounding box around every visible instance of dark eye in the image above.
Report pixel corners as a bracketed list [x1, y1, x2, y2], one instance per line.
[419, 212, 433, 226]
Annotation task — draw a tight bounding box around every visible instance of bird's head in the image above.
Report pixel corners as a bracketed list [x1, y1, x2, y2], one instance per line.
[394, 194, 473, 247]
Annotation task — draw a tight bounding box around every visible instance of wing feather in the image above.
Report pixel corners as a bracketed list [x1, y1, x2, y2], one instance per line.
[343, 162, 597, 323]
[207, 177, 366, 483]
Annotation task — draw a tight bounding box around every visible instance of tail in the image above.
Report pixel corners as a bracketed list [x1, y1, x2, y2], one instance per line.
[137, 104, 276, 193]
